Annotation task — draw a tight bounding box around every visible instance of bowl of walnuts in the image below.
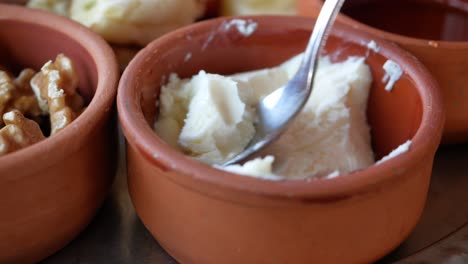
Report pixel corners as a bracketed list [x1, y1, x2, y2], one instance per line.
[0, 4, 118, 263]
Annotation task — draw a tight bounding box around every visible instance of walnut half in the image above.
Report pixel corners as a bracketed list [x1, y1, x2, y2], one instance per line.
[0, 110, 45, 156]
[30, 54, 84, 135]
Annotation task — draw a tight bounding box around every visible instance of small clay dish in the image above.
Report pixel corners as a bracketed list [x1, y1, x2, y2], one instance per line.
[298, 0, 468, 142]
[118, 16, 444, 263]
[0, 4, 118, 263]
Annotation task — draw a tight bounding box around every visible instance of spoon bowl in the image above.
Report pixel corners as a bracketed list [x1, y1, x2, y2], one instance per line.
[225, 0, 345, 165]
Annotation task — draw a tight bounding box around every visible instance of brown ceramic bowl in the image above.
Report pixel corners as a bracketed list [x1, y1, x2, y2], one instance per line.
[298, 0, 468, 143]
[0, 4, 118, 263]
[118, 16, 444, 263]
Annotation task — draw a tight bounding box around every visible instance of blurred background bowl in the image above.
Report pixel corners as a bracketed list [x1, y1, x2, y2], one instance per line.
[0, 4, 118, 263]
[298, 0, 468, 143]
[118, 16, 444, 264]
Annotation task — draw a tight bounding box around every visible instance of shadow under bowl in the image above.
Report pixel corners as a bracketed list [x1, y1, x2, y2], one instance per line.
[0, 4, 119, 263]
[118, 16, 445, 264]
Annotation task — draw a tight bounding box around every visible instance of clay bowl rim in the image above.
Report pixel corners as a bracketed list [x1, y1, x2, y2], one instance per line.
[0, 4, 118, 176]
[306, 0, 468, 48]
[118, 15, 445, 200]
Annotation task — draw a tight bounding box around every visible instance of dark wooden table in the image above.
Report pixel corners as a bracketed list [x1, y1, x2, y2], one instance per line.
[40, 139, 468, 263]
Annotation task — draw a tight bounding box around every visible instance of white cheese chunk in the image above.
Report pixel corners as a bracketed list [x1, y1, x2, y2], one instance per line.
[155, 54, 377, 179]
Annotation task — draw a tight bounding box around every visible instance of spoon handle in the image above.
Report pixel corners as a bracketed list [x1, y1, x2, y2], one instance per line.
[265, 0, 345, 131]
[223, 0, 345, 166]
[300, 0, 345, 95]
[259, 0, 346, 132]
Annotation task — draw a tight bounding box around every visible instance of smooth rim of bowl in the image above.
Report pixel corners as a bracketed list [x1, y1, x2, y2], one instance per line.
[118, 15, 445, 200]
[0, 4, 118, 177]
[305, 0, 468, 48]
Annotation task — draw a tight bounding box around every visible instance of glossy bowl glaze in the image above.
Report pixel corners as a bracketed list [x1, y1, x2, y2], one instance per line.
[298, 0, 468, 143]
[118, 16, 445, 263]
[0, 4, 118, 263]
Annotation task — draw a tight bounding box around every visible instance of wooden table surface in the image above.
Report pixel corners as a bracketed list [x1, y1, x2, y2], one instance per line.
[40, 138, 468, 264]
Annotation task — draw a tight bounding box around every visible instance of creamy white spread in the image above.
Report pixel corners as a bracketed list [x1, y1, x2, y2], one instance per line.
[27, 0, 206, 46]
[154, 54, 382, 179]
[325, 170, 341, 179]
[202, 19, 258, 50]
[376, 140, 412, 165]
[382, 60, 403, 92]
[67, 0, 205, 46]
[222, 19, 258, 37]
[222, 0, 297, 15]
[27, 0, 70, 16]
[184, 53, 192, 62]
[220, 156, 280, 180]
[367, 40, 380, 53]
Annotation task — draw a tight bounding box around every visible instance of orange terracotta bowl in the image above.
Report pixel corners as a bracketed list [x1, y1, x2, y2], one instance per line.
[0, 4, 118, 264]
[118, 16, 445, 263]
[297, 0, 468, 143]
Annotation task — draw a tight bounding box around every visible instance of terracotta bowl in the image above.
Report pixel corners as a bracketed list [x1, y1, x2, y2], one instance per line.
[118, 16, 444, 263]
[0, 4, 118, 263]
[297, 0, 468, 143]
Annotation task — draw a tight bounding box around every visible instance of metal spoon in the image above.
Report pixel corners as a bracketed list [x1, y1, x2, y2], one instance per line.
[224, 0, 345, 166]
